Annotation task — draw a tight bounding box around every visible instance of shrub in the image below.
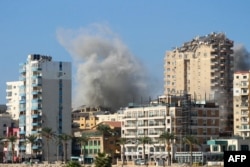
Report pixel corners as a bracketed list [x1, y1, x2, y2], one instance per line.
[66, 160, 82, 167]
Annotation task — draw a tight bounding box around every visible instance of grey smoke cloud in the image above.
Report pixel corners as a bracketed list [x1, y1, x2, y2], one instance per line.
[233, 44, 250, 71]
[57, 24, 155, 110]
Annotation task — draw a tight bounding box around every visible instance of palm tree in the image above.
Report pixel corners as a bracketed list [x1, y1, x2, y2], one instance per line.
[183, 135, 200, 166]
[96, 124, 112, 136]
[137, 136, 152, 164]
[40, 127, 55, 162]
[0, 137, 5, 162]
[96, 124, 114, 161]
[6, 135, 17, 163]
[95, 152, 112, 167]
[117, 137, 127, 167]
[76, 134, 89, 164]
[58, 133, 72, 163]
[159, 131, 176, 166]
[26, 134, 37, 159]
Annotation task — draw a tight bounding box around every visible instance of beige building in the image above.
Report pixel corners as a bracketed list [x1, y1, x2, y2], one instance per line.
[233, 71, 250, 137]
[164, 32, 234, 132]
[6, 81, 23, 120]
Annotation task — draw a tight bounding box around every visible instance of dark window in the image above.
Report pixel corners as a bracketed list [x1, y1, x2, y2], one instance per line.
[241, 145, 249, 151]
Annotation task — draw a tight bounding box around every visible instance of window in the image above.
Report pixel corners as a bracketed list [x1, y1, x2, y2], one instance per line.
[241, 145, 249, 151]
[228, 145, 236, 151]
[213, 145, 218, 151]
[211, 110, 215, 116]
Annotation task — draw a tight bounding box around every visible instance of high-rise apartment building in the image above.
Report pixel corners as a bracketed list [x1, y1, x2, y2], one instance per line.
[164, 32, 234, 132]
[6, 81, 23, 120]
[18, 54, 72, 161]
[233, 71, 250, 137]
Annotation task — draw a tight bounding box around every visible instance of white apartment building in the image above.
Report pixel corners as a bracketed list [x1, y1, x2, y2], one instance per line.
[18, 54, 72, 161]
[233, 71, 250, 137]
[6, 81, 23, 120]
[122, 103, 173, 161]
[122, 95, 220, 162]
[96, 112, 124, 124]
[164, 32, 234, 132]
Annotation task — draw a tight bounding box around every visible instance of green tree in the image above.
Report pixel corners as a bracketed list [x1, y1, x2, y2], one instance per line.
[66, 160, 81, 167]
[95, 152, 112, 167]
[58, 133, 72, 163]
[159, 131, 176, 166]
[6, 135, 17, 163]
[41, 127, 55, 162]
[96, 124, 112, 136]
[77, 134, 89, 164]
[26, 134, 37, 159]
[183, 135, 200, 166]
[117, 137, 127, 167]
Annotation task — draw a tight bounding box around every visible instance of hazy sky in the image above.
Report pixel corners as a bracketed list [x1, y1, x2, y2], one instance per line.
[1, 1, 250, 105]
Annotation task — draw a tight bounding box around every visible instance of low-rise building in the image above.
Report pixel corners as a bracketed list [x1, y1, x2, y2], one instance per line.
[73, 121, 121, 164]
[207, 137, 250, 163]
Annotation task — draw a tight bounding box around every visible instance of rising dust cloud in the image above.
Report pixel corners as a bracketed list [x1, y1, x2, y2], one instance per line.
[233, 44, 250, 72]
[57, 24, 156, 110]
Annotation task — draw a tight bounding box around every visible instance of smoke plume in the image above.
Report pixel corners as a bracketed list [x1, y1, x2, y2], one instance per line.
[233, 44, 250, 71]
[57, 24, 155, 110]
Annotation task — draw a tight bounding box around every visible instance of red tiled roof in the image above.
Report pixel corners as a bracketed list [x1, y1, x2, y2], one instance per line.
[101, 121, 122, 128]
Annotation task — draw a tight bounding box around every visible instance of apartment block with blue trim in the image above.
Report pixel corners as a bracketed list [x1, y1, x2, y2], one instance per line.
[18, 54, 71, 162]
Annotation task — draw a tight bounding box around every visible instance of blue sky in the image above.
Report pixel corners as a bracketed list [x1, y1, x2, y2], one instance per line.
[1, 1, 250, 104]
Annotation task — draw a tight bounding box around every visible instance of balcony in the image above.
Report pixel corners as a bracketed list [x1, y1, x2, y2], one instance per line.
[240, 103, 248, 108]
[19, 146, 26, 151]
[19, 67, 26, 73]
[32, 145, 42, 150]
[31, 67, 42, 71]
[20, 106, 26, 111]
[32, 98, 42, 103]
[32, 122, 42, 126]
[19, 131, 25, 135]
[31, 131, 38, 135]
[31, 105, 42, 110]
[238, 125, 250, 131]
[32, 82, 42, 87]
[19, 99, 26, 104]
[32, 114, 41, 119]
[241, 90, 249, 95]
[32, 75, 42, 79]
[19, 76, 26, 81]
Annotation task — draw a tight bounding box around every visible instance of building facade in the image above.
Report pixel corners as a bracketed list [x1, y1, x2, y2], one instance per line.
[122, 95, 220, 162]
[72, 106, 110, 130]
[6, 81, 23, 120]
[233, 71, 250, 137]
[164, 32, 234, 132]
[122, 103, 172, 161]
[73, 121, 121, 164]
[18, 54, 72, 161]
